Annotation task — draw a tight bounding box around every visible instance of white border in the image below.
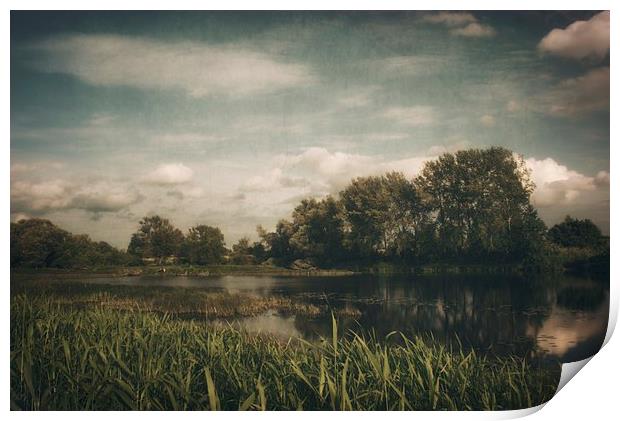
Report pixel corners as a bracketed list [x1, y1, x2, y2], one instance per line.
[4, 1, 616, 419]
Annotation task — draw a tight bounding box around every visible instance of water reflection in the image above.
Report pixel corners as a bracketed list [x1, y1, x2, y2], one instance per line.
[75, 272, 609, 363]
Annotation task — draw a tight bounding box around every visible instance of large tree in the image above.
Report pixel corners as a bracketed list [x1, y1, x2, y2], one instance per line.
[11, 219, 129, 268]
[340, 172, 432, 261]
[257, 220, 296, 264]
[128, 216, 184, 263]
[11, 219, 70, 268]
[415, 147, 544, 261]
[182, 225, 226, 265]
[289, 196, 345, 265]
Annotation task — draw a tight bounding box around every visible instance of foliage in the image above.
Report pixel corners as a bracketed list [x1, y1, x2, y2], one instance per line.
[11, 148, 606, 271]
[548, 216, 603, 248]
[289, 196, 346, 266]
[258, 147, 552, 267]
[11, 296, 559, 410]
[182, 225, 226, 265]
[341, 172, 433, 261]
[230, 237, 264, 265]
[11, 219, 129, 268]
[416, 147, 540, 261]
[127, 216, 184, 263]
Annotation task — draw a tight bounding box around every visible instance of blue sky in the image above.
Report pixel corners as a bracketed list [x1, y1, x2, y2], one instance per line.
[10, 11, 610, 246]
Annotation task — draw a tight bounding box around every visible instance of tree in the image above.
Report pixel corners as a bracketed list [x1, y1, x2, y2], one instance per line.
[257, 220, 296, 264]
[11, 219, 130, 268]
[415, 147, 542, 262]
[340, 172, 432, 261]
[548, 216, 602, 248]
[11, 219, 70, 267]
[289, 196, 345, 266]
[128, 216, 184, 263]
[230, 237, 255, 265]
[182, 225, 225, 265]
[340, 175, 392, 259]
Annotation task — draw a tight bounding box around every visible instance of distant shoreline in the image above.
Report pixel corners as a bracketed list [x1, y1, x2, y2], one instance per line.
[11, 262, 540, 279]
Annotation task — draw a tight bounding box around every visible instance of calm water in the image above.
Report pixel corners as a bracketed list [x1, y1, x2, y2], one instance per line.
[58, 273, 608, 363]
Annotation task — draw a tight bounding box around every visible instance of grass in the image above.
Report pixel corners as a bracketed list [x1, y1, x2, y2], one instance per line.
[11, 295, 560, 411]
[10, 280, 360, 319]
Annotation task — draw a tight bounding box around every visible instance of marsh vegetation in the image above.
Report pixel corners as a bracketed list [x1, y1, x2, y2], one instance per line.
[11, 295, 560, 411]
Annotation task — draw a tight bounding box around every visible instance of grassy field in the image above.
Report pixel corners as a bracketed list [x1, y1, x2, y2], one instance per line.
[11, 294, 560, 411]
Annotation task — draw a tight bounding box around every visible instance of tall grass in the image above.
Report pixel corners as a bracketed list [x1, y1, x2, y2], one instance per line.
[11, 295, 559, 410]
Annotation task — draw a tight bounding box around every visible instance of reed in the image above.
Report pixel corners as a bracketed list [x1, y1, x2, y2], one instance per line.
[10, 295, 559, 411]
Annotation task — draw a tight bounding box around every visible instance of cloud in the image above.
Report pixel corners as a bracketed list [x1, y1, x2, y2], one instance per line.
[423, 12, 495, 37]
[11, 179, 141, 216]
[30, 34, 314, 97]
[248, 147, 435, 200]
[538, 11, 609, 61]
[526, 157, 608, 207]
[143, 163, 194, 185]
[241, 168, 310, 193]
[480, 115, 495, 127]
[337, 91, 374, 108]
[422, 12, 477, 27]
[11, 179, 73, 213]
[451, 23, 496, 38]
[376, 56, 448, 76]
[543, 67, 609, 117]
[11, 161, 64, 174]
[382, 106, 436, 127]
[506, 100, 521, 112]
[241, 148, 608, 236]
[71, 183, 143, 213]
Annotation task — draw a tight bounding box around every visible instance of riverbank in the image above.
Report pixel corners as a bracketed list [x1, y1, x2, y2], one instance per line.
[11, 262, 535, 280]
[11, 295, 560, 410]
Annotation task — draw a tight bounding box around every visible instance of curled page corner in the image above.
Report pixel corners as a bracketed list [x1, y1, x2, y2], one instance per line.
[495, 402, 547, 419]
[556, 356, 593, 395]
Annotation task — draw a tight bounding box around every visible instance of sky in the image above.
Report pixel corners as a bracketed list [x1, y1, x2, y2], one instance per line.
[10, 11, 610, 247]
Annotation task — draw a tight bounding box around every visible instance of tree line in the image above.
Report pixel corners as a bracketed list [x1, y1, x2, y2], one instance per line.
[10, 147, 607, 270]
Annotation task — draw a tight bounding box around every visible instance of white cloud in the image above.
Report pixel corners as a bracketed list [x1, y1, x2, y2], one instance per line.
[71, 183, 143, 213]
[526, 157, 608, 207]
[250, 149, 608, 230]
[31, 34, 314, 97]
[538, 11, 609, 61]
[451, 23, 496, 38]
[422, 12, 477, 27]
[11, 179, 73, 213]
[250, 147, 435, 199]
[144, 163, 194, 185]
[543, 67, 609, 117]
[382, 106, 436, 127]
[241, 168, 309, 192]
[11, 179, 141, 216]
[480, 115, 495, 127]
[423, 12, 495, 37]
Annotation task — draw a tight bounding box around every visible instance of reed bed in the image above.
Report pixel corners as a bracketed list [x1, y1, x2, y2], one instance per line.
[10, 281, 357, 318]
[11, 295, 559, 411]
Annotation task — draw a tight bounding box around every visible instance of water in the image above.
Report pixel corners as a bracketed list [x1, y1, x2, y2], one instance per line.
[57, 273, 609, 363]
